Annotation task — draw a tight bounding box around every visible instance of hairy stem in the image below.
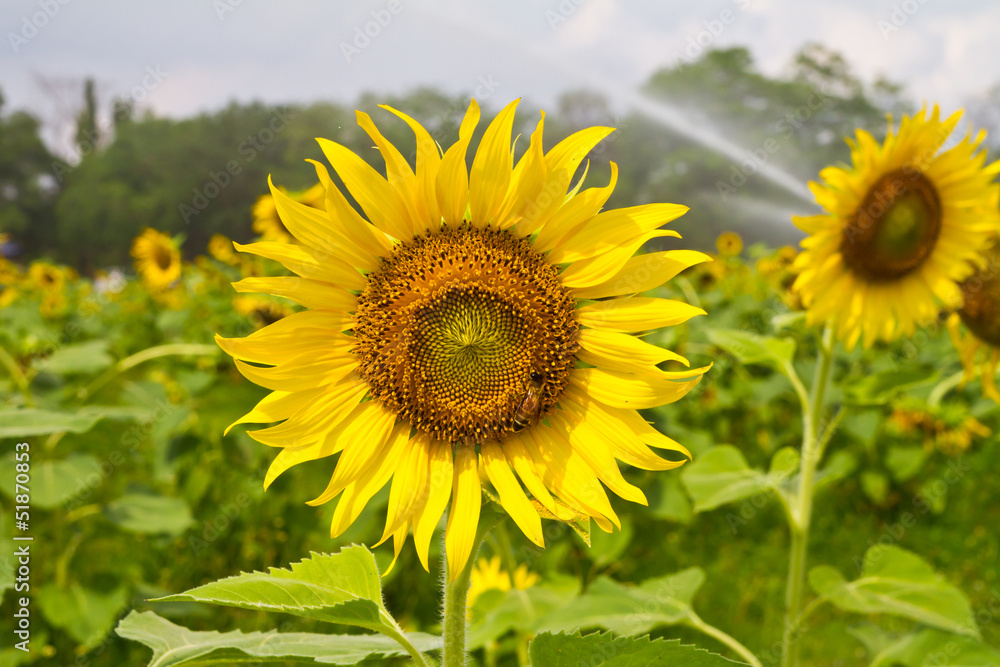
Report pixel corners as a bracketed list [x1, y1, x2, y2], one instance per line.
[780, 326, 833, 667]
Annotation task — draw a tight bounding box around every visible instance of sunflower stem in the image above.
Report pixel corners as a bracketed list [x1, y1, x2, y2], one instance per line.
[441, 507, 506, 667]
[780, 326, 833, 667]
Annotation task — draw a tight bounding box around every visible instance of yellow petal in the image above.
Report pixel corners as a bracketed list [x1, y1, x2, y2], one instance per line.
[546, 203, 687, 264]
[231, 276, 356, 313]
[572, 249, 712, 299]
[533, 163, 619, 253]
[514, 126, 615, 236]
[445, 446, 481, 580]
[224, 387, 324, 435]
[499, 435, 562, 518]
[576, 297, 705, 333]
[303, 401, 399, 504]
[308, 160, 393, 265]
[328, 422, 410, 537]
[437, 100, 480, 227]
[571, 367, 706, 410]
[380, 104, 443, 232]
[377, 437, 430, 545]
[317, 138, 413, 241]
[497, 112, 547, 228]
[548, 412, 646, 505]
[558, 230, 679, 289]
[356, 110, 425, 229]
[267, 175, 378, 272]
[233, 241, 366, 291]
[413, 439, 454, 572]
[234, 355, 356, 392]
[470, 99, 519, 227]
[576, 328, 688, 376]
[264, 398, 392, 489]
[250, 377, 367, 449]
[481, 442, 544, 547]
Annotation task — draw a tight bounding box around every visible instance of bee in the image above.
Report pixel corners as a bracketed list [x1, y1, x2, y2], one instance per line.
[512, 372, 544, 432]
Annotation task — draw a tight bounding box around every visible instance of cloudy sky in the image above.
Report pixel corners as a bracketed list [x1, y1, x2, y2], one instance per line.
[2, 0, 999, 156]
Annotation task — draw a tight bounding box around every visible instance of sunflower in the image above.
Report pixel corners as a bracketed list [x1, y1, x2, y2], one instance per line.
[208, 234, 240, 265]
[132, 228, 182, 291]
[715, 231, 743, 257]
[792, 106, 1000, 349]
[467, 555, 539, 608]
[217, 99, 710, 578]
[252, 184, 326, 243]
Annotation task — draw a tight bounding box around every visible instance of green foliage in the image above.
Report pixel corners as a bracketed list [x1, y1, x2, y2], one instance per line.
[117, 611, 441, 666]
[808, 545, 979, 637]
[158, 547, 414, 643]
[681, 445, 794, 513]
[529, 632, 749, 666]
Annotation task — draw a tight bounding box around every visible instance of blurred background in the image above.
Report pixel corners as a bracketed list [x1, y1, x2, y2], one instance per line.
[3, 3, 1000, 666]
[3, 0, 1000, 269]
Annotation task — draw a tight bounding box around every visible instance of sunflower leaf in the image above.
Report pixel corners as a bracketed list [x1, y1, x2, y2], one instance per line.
[706, 328, 796, 378]
[529, 631, 750, 666]
[534, 568, 704, 635]
[869, 629, 1000, 667]
[0, 408, 104, 437]
[808, 545, 979, 638]
[680, 445, 792, 513]
[32, 339, 114, 376]
[154, 546, 414, 647]
[842, 367, 938, 405]
[0, 453, 103, 509]
[116, 610, 441, 665]
[105, 493, 194, 536]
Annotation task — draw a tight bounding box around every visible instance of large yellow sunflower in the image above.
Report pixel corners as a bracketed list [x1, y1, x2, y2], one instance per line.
[792, 107, 1000, 349]
[217, 99, 710, 577]
[132, 228, 182, 290]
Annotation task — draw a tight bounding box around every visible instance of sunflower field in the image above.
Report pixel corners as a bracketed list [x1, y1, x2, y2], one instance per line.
[3, 50, 1000, 667]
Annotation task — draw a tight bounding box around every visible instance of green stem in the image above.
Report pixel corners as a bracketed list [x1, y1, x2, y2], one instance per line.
[77, 343, 218, 401]
[780, 326, 834, 667]
[388, 629, 434, 667]
[442, 508, 506, 667]
[687, 610, 762, 667]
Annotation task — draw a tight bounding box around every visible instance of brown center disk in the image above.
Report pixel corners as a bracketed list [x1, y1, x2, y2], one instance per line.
[959, 245, 1000, 348]
[354, 225, 579, 444]
[840, 169, 942, 282]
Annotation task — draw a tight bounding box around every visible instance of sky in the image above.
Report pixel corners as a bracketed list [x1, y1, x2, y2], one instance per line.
[2, 0, 999, 159]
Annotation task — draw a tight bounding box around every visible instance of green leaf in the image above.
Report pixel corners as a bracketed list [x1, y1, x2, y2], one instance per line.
[105, 494, 194, 536]
[116, 611, 440, 666]
[885, 445, 927, 483]
[0, 408, 104, 438]
[860, 470, 890, 504]
[808, 545, 979, 638]
[0, 454, 103, 509]
[537, 568, 704, 635]
[529, 632, 749, 666]
[843, 368, 938, 405]
[649, 476, 693, 524]
[37, 583, 129, 649]
[156, 547, 410, 645]
[588, 521, 633, 569]
[769, 447, 800, 476]
[707, 328, 796, 378]
[34, 340, 114, 376]
[681, 445, 790, 513]
[870, 629, 1000, 667]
